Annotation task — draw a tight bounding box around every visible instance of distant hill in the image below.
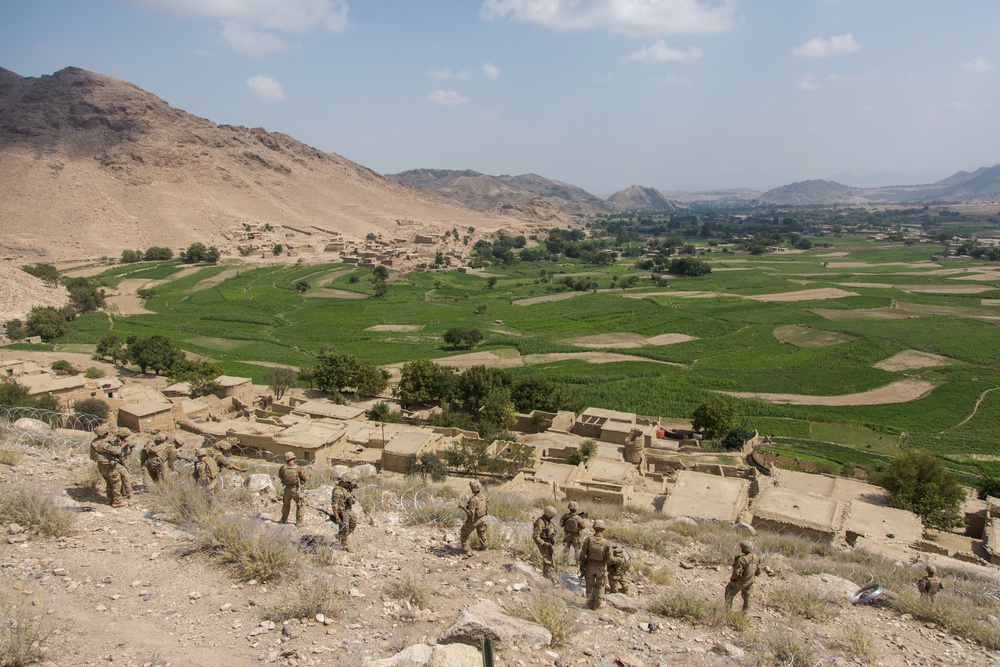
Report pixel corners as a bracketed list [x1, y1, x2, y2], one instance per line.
[606, 185, 680, 212]
[387, 169, 616, 219]
[0, 67, 513, 262]
[758, 180, 861, 205]
[759, 167, 1000, 205]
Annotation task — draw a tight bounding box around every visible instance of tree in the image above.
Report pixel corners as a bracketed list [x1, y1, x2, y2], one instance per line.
[369, 401, 404, 423]
[120, 249, 143, 263]
[204, 246, 221, 263]
[181, 242, 208, 263]
[313, 352, 360, 395]
[486, 277, 498, 289]
[144, 246, 173, 261]
[353, 363, 390, 396]
[263, 367, 297, 400]
[25, 307, 67, 341]
[96, 333, 125, 363]
[20, 263, 59, 286]
[456, 365, 512, 413]
[397, 359, 456, 406]
[63, 277, 106, 314]
[297, 367, 315, 389]
[294, 280, 310, 294]
[443, 328, 483, 350]
[870, 451, 964, 530]
[4, 319, 25, 341]
[721, 425, 754, 451]
[372, 279, 388, 298]
[126, 335, 183, 374]
[74, 398, 109, 421]
[50, 359, 77, 375]
[691, 397, 736, 440]
[667, 256, 712, 277]
[567, 439, 597, 466]
[272, 243, 283, 255]
[372, 265, 389, 281]
[479, 386, 518, 431]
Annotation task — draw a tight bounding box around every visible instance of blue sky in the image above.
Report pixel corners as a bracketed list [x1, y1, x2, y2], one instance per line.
[2, 0, 999, 193]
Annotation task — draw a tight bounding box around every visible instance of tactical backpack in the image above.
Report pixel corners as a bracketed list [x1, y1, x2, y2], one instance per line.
[588, 540, 607, 562]
[563, 514, 580, 533]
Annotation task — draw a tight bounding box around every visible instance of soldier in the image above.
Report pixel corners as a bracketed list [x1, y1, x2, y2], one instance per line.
[560, 500, 585, 559]
[90, 424, 127, 508]
[193, 448, 219, 492]
[115, 427, 137, 501]
[140, 432, 171, 483]
[607, 545, 631, 594]
[579, 520, 612, 610]
[278, 452, 309, 526]
[212, 437, 248, 474]
[331, 472, 358, 551]
[460, 479, 489, 554]
[917, 564, 944, 600]
[532, 506, 558, 580]
[725, 541, 761, 614]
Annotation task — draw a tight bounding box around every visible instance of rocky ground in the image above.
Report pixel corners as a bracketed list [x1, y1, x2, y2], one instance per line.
[0, 444, 999, 667]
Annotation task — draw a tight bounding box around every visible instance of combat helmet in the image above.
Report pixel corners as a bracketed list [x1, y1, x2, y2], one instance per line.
[543, 505, 557, 519]
[469, 480, 482, 492]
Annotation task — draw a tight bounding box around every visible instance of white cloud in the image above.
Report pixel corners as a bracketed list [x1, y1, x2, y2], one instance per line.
[796, 72, 820, 91]
[126, 0, 349, 56]
[792, 33, 861, 58]
[653, 73, 692, 85]
[221, 21, 290, 55]
[246, 74, 287, 101]
[427, 90, 469, 106]
[480, 0, 735, 38]
[962, 57, 994, 73]
[483, 63, 502, 81]
[622, 40, 702, 64]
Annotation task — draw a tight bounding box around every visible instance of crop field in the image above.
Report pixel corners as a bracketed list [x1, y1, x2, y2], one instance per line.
[43, 234, 1000, 471]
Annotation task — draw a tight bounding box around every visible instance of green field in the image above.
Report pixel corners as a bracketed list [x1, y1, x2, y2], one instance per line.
[41, 234, 1000, 473]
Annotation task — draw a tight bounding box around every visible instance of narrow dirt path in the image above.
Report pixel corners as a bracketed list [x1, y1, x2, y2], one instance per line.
[941, 386, 1000, 432]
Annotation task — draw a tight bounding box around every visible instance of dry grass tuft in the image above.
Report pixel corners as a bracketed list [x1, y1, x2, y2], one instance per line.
[645, 589, 713, 624]
[386, 572, 431, 610]
[510, 592, 579, 646]
[265, 575, 343, 621]
[488, 492, 535, 522]
[766, 584, 837, 620]
[0, 486, 76, 537]
[0, 449, 24, 466]
[894, 589, 1000, 649]
[0, 600, 48, 667]
[195, 515, 297, 582]
[835, 623, 881, 664]
[604, 524, 674, 556]
[148, 473, 216, 527]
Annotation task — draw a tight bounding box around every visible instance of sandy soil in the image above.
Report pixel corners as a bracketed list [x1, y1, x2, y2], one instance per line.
[305, 289, 368, 299]
[836, 282, 895, 289]
[875, 351, 954, 372]
[188, 268, 241, 293]
[314, 269, 354, 287]
[621, 291, 736, 299]
[512, 292, 583, 306]
[983, 299, 1000, 306]
[523, 352, 684, 367]
[365, 325, 423, 332]
[568, 333, 696, 349]
[772, 325, 854, 348]
[898, 285, 995, 294]
[722, 378, 936, 406]
[747, 288, 858, 302]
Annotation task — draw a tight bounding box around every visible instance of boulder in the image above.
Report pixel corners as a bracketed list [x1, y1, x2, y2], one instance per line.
[331, 465, 351, 479]
[428, 644, 481, 667]
[604, 593, 641, 613]
[13, 417, 51, 434]
[352, 463, 378, 479]
[363, 644, 433, 667]
[303, 485, 334, 506]
[439, 600, 551, 649]
[244, 474, 276, 495]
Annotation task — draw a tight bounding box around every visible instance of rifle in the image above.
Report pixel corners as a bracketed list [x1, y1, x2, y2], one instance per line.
[308, 502, 348, 531]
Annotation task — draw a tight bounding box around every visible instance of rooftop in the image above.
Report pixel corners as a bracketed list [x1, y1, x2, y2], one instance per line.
[663, 470, 749, 522]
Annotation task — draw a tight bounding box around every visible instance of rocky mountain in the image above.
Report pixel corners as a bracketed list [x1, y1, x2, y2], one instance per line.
[0, 67, 513, 262]
[606, 185, 680, 212]
[757, 179, 862, 205]
[387, 169, 616, 219]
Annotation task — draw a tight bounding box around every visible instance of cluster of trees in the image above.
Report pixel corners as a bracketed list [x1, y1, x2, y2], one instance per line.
[179, 242, 221, 264]
[371, 265, 388, 298]
[6, 267, 107, 342]
[443, 328, 483, 350]
[120, 246, 174, 263]
[471, 233, 527, 266]
[95, 333, 221, 395]
[310, 350, 389, 398]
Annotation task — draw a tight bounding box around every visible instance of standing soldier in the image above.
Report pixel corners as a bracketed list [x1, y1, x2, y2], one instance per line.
[560, 500, 585, 559]
[607, 545, 631, 594]
[725, 541, 761, 614]
[91, 424, 127, 508]
[917, 564, 944, 600]
[212, 438, 248, 474]
[140, 432, 171, 483]
[193, 449, 219, 492]
[278, 452, 308, 526]
[460, 480, 489, 555]
[115, 427, 137, 502]
[533, 506, 558, 580]
[331, 472, 358, 551]
[579, 520, 612, 610]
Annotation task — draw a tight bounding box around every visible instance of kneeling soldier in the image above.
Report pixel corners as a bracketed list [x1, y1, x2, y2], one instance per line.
[607, 545, 631, 594]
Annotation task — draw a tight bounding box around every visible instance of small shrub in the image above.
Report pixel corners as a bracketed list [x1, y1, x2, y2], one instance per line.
[487, 492, 534, 522]
[49, 359, 76, 375]
[83, 367, 105, 379]
[74, 398, 109, 421]
[836, 623, 880, 663]
[266, 576, 342, 621]
[402, 497, 464, 527]
[0, 449, 24, 466]
[0, 601, 48, 667]
[604, 524, 673, 556]
[510, 592, 578, 646]
[646, 589, 712, 624]
[386, 572, 431, 609]
[766, 584, 836, 620]
[148, 474, 216, 527]
[0, 486, 76, 537]
[196, 515, 297, 582]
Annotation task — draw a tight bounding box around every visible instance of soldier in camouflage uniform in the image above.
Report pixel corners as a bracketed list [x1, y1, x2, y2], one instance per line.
[140, 432, 171, 483]
[193, 448, 219, 492]
[115, 427, 137, 501]
[532, 506, 558, 580]
[607, 545, 631, 594]
[917, 564, 944, 600]
[460, 479, 489, 554]
[725, 541, 761, 613]
[560, 500, 584, 559]
[90, 424, 127, 508]
[278, 451, 309, 526]
[579, 520, 612, 610]
[331, 472, 358, 551]
[212, 437, 248, 474]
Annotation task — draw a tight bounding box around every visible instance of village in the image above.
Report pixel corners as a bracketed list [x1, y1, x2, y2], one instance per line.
[4, 352, 1000, 580]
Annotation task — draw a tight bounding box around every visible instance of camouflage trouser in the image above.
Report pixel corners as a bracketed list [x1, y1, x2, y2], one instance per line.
[725, 579, 754, 612]
[281, 486, 303, 525]
[145, 462, 166, 483]
[98, 462, 124, 507]
[460, 518, 487, 553]
[197, 476, 219, 493]
[584, 564, 608, 610]
[116, 462, 134, 499]
[537, 543, 555, 579]
[563, 532, 582, 556]
[337, 509, 357, 547]
[608, 567, 629, 594]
